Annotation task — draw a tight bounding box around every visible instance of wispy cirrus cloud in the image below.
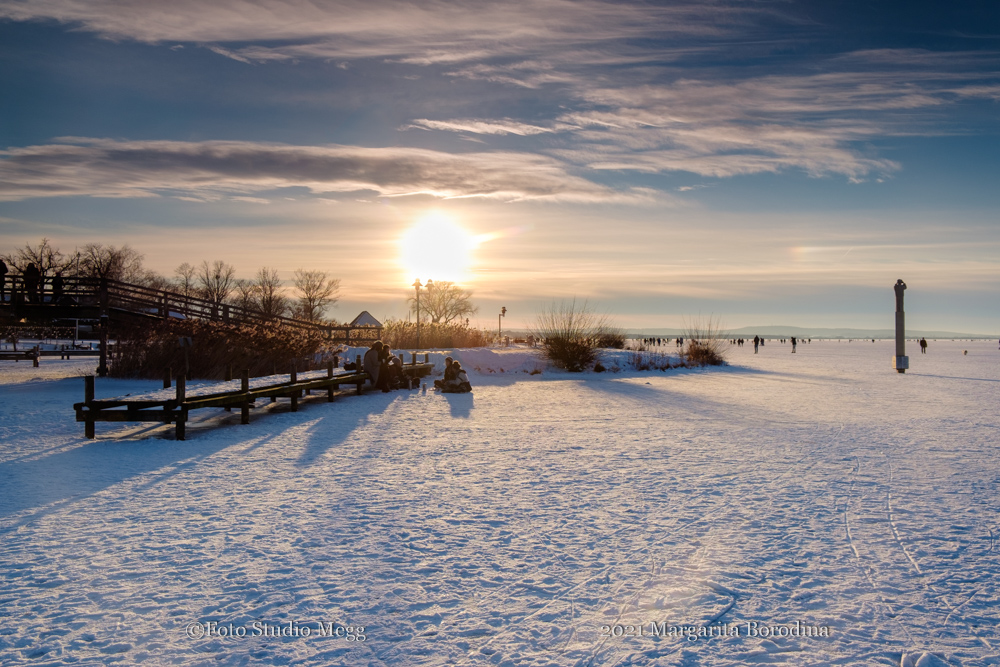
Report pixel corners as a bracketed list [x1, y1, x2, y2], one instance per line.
[0, 0, 750, 64]
[0, 138, 658, 203]
[413, 55, 1000, 180]
[404, 118, 569, 136]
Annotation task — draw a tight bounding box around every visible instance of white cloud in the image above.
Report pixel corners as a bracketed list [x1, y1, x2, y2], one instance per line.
[405, 118, 563, 136]
[0, 138, 649, 203]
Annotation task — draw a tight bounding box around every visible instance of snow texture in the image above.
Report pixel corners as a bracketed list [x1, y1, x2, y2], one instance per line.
[1, 340, 998, 665]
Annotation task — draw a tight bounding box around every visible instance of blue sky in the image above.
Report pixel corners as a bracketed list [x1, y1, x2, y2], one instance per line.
[1, 0, 999, 332]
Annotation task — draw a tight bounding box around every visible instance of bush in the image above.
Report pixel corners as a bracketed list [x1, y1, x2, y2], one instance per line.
[381, 319, 494, 349]
[681, 316, 728, 366]
[109, 319, 336, 380]
[530, 300, 621, 372]
[628, 350, 675, 371]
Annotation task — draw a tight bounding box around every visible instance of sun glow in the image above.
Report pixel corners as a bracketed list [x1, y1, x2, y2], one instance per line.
[400, 212, 476, 283]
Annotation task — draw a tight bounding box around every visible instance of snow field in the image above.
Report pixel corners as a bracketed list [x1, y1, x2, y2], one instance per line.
[0, 339, 998, 665]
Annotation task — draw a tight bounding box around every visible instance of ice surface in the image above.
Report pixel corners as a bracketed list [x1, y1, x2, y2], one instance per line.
[1, 340, 998, 665]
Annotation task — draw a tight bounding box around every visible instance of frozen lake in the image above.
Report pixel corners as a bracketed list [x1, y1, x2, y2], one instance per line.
[1, 339, 998, 666]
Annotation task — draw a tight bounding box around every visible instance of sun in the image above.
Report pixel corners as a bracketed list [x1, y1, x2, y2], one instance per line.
[400, 212, 475, 283]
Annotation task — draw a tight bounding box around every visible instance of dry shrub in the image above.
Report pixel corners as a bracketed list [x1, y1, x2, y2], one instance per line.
[531, 300, 621, 372]
[381, 319, 494, 349]
[109, 319, 336, 379]
[682, 316, 729, 366]
[629, 350, 675, 371]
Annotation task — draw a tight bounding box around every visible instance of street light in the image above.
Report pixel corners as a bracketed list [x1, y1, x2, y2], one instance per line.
[499, 306, 507, 346]
[413, 279, 433, 348]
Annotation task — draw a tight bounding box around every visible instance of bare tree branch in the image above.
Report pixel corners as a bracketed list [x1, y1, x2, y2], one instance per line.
[409, 281, 477, 324]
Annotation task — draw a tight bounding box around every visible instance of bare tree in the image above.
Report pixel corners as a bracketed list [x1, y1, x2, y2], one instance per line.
[2, 238, 65, 278]
[292, 269, 340, 322]
[252, 267, 288, 320]
[409, 281, 478, 324]
[79, 243, 146, 282]
[198, 260, 236, 307]
[174, 262, 197, 298]
[233, 278, 256, 315]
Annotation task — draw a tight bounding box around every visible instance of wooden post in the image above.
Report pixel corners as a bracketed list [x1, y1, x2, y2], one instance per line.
[411, 352, 417, 366]
[356, 354, 364, 395]
[32, 345, 39, 367]
[241, 370, 250, 424]
[98, 315, 109, 377]
[289, 361, 299, 411]
[84, 375, 95, 439]
[175, 377, 187, 440]
[327, 360, 335, 401]
[424, 353, 430, 364]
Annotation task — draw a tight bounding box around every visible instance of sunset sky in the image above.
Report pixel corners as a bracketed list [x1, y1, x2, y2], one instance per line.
[1, 1, 998, 332]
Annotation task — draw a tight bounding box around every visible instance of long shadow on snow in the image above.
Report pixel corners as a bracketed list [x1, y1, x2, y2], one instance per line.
[0, 434, 233, 523]
[292, 389, 411, 466]
[909, 372, 1000, 383]
[0, 385, 411, 522]
[442, 391, 474, 418]
[580, 365, 839, 425]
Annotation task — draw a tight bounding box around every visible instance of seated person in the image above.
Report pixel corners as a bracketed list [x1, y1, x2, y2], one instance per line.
[363, 341, 383, 386]
[441, 361, 472, 393]
[388, 353, 409, 388]
[434, 357, 456, 390]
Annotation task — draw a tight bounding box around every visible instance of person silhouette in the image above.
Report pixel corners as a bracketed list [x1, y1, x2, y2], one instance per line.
[23, 263, 41, 303]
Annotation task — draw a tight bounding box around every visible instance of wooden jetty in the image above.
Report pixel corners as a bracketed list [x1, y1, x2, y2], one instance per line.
[74, 354, 435, 440]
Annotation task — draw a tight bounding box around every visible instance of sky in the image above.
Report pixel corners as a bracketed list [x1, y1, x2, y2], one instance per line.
[1, 0, 999, 333]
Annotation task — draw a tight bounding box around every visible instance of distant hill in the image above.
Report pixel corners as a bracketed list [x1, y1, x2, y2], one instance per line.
[627, 326, 997, 339]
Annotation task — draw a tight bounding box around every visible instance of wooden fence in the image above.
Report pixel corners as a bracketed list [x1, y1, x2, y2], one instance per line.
[1, 275, 380, 343]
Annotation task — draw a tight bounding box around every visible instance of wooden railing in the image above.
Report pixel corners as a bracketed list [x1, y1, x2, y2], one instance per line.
[0, 275, 380, 343]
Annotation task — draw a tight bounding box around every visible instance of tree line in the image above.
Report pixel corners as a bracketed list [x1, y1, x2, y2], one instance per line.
[2, 238, 340, 324]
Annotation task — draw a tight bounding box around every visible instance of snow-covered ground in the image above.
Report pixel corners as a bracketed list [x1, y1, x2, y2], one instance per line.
[1, 340, 998, 666]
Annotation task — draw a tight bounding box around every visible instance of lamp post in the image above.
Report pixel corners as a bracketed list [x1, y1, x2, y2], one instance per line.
[499, 306, 506, 346]
[413, 279, 433, 348]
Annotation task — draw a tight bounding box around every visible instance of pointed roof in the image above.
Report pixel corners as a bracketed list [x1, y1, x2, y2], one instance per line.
[350, 311, 382, 327]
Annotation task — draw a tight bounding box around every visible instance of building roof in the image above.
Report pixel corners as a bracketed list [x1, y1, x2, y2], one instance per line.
[350, 311, 382, 327]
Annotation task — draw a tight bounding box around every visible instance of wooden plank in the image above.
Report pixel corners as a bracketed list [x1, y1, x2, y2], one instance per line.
[76, 410, 178, 423]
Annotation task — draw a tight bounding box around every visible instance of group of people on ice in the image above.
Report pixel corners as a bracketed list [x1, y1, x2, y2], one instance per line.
[362, 341, 472, 394]
[362, 341, 415, 393]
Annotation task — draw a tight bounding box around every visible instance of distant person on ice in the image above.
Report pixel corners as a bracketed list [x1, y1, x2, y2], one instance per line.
[753, 335, 760, 353]
[919, 338, 928, 354]
[791, 336, 797, 353]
